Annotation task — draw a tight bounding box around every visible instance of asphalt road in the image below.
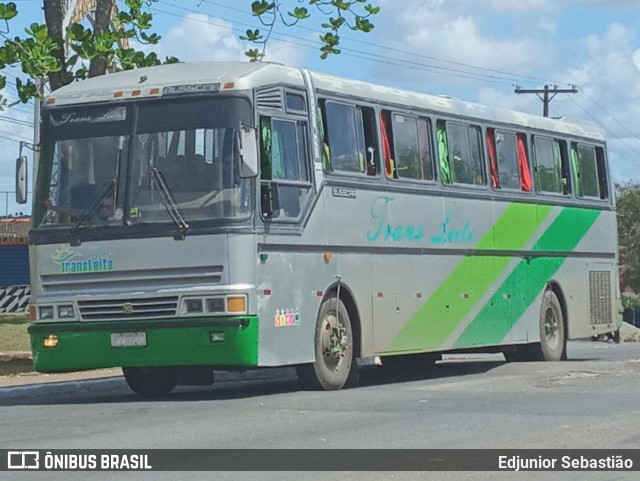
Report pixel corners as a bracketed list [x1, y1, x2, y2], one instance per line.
[1, 340, 639, 481]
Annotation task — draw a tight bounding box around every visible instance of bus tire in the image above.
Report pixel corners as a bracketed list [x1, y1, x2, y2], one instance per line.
[297, 296, 354, 391]
[503, 344, 543, 362]
[539, 289, 566, 362]
[123, 366, 178, 397]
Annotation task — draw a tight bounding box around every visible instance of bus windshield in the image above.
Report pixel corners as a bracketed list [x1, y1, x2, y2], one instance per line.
[37, 96, 252, 230]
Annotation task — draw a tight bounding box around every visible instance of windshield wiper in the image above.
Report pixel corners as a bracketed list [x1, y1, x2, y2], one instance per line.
[69, 180, 116, 246]
[69, 135, 126, 246]
[149, 167, 189, 240]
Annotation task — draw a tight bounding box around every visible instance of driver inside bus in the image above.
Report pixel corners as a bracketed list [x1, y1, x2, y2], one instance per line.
[45, 191, 123, 223]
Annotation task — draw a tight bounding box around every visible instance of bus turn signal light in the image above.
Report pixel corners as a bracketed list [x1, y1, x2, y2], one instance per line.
[227, 296, 246, 314]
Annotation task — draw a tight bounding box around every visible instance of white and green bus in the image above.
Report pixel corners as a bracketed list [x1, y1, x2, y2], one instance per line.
[18, 61, 621, 395]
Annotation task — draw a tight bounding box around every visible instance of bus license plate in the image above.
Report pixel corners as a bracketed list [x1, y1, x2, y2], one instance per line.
[111, 332, 147, 347]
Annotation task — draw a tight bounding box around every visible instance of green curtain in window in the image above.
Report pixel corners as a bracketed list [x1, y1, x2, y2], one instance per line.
[260, 117, 272, 180]
[260, 117, 284, 179]
[437, 123, 451, 184]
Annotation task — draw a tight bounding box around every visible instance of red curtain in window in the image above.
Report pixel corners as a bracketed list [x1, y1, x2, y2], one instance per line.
[486, 129, 499, 188]
[380, 112, 394, 178]
[517, 133, 532, 192]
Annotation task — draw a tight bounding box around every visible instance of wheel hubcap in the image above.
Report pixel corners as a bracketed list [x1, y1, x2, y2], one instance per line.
[544, 306, 560, 349]
[321, 312, 348, 372]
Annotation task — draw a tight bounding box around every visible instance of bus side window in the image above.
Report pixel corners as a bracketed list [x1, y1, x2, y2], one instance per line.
[322, 100, 368, 175]
[533, 136, 570, 195]
[445, 121, 485, 186]
[572, 143, 609, 199]
[487, 129, 531, 192]
[260, 116, 310, 219]
[386, 112, 434, 181]
[489, 129, 519, 190]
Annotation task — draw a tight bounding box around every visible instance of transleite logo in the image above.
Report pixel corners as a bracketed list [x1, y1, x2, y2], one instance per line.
[8, 451, 39, 469]
[52, 245, 115, 274]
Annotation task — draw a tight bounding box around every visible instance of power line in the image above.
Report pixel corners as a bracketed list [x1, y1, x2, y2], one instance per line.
[154, 1, 560, 88]
[578, 88, 640, 142]
[193, 0, 568, 88]
[0, 129, 31, 143]
[0, 115, 33, 127]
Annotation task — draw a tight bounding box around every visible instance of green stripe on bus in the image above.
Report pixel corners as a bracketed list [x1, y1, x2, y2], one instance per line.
[384, 203, 552, 353]
[452, 207, 601, 348]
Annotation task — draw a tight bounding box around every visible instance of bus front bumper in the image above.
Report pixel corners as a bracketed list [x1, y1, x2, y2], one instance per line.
[28, 317, 259, 372]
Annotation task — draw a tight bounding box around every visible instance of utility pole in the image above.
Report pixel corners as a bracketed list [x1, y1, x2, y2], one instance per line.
[515, 84, 578, 117]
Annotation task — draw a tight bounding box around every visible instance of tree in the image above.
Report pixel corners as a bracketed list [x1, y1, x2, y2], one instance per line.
[616, 182, 640, 293]
[0, 0, 177, 107]
[0, 1, 379, 107]
[243, 0, 379, 61]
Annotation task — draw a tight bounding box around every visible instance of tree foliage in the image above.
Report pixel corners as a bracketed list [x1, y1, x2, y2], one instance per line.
[0, 0, 178, 107]
[242, 0, 378, 61]
[616, 182, 640, 293]
[0, 0, 378, 107]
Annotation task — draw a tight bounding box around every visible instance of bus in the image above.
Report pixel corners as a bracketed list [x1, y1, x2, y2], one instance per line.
[17, 61, 621, 396]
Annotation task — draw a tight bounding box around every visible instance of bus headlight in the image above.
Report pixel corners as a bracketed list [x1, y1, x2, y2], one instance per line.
[58, 305, 75, 319]
[39, 306, 54, 320]
[184, 298, 204, 313]
[206, 298, 225, 313]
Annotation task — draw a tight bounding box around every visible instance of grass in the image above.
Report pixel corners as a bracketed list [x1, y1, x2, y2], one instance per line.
[0, 313, 31, 352]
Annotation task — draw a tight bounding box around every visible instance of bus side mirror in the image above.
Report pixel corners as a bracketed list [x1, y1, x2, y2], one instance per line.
[238, 123, 258, 178]
[15, 155, 28, 204]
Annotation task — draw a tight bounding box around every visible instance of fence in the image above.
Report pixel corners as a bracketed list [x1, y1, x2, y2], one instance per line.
[0, 216, 31, 313]
[0, 285, 30, 313]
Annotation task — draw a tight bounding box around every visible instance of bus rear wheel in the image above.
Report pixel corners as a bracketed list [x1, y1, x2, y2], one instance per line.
[296, 296, 355, 390]
[539, 289, 566, 362]
[123, 366, 178, 397]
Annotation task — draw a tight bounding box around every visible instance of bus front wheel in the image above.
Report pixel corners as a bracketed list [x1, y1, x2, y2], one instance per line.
[297, 296, 355, 390]
[123, 366, 178, 397]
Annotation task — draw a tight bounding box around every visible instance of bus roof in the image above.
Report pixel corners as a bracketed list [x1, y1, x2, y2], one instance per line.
[44, 61, 605, 142]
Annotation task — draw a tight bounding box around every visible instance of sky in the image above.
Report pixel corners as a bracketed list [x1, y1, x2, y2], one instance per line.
[1, 0, 640, 215]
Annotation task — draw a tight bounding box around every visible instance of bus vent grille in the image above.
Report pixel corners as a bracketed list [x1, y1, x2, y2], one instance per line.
[256, 87, 283, 110]
[40, 265, 223, 294]
[77, 296, 179, 321]
[589, 270, 612, 325]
